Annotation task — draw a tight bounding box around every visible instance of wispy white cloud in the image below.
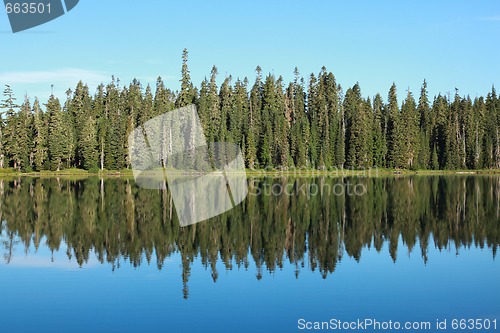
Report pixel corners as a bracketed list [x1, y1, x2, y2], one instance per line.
[0, 68, 177, 102]
[0, 68, 110, 85]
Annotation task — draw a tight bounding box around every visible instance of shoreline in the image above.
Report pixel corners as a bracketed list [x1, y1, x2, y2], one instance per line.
[1, 168, 500, 178]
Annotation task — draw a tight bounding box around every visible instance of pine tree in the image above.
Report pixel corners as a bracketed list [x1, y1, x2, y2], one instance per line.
[274, 76, 290, 167]
[122, 81, 143, 169]
[372, 94, 387, 167]
[324, 71, 339, 169]
[68, 81, 92, 168]
[430, 146, 439, 170]
[139, 84, 154, 125]
[124, 107, 135, 169]
[345, 84, 371, 168]
[197, 79, 210, 140]
[218, 76, 233, 162]
[47, 95, 65, 171]
[334, 85, 345, 168]
[154, 76, 175, 117]
[484, 87, 500, 168]
[289, 68, 309, 168]
[154, 76, 175, 169]
[93, 84, 107, 171]
[386, 83, 405, 168]
[231, 79, 248, 149]
[260, 74, 277, 168]
[312, 67, 330, 168]
[444, 91, 464, 170]
[80, 116, 99, 170]
[308, 73, 319, 168]
[453, 90, 467, 169]
[1, 85, 19, 169]
[127, 79, 143, 127]
[466, 97, 485, 169]
[245, 129, 257, 168]
[207, 66, 220, 144]
[417, 80, 431, 169]
[176, 48, 197, 108]
[431, 94, 449, 169]
[248, 67, 263, 168]
[104, 79, 126, 170]
[309, 68, 339, 168]
[32, 98, 48, 171]
[400, 89, 419, 169]
[15, 96, 33, 171]
[62, 111, 75, 169]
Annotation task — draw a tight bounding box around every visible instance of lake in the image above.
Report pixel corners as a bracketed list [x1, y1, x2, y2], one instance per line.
[0, 176, 499, 332]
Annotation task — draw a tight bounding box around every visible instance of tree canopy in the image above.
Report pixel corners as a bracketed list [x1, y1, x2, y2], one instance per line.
[0, 49, 498, 172]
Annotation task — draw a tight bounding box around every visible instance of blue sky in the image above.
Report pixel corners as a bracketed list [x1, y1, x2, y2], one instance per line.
[1, 0, 499, 104]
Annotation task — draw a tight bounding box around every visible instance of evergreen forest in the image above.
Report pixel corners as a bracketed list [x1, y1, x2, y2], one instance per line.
[1, 49, 499, 172]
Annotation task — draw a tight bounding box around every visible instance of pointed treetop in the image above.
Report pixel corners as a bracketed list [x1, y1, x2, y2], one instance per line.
[255, 65, 262, 77]
[210, 65, 218, 80]
[293, 67, 300, 82]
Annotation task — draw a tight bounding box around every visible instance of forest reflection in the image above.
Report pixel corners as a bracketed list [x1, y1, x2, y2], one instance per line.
[0, 176, 499, 299]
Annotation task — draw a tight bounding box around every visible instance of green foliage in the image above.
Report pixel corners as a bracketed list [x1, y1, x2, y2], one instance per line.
[0, 52, 498, 172]
[417, 80, 431, 169]
[89, 166, 100, 174]
[372, 94, 386, 167]
[47, 96, 66, 171]
[176, 48, 197, 108]
[80, 116, 98, 170]
[386, 83, 404, 168]
[401, 90, 419, 169]
[0, 176, 498, 292]
[344, 84, 372, 168]
[32, 98, 48, 171]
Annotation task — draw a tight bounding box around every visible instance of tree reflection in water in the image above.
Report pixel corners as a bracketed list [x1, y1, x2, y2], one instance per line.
[0, 176, 498, 299]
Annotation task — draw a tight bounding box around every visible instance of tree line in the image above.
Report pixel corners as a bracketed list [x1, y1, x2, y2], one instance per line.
[1, 176, 498, 298]
[1, 49, 499, 172]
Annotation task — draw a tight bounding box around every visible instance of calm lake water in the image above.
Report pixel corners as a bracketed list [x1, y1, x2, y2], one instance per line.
[0, 176, 499, 333]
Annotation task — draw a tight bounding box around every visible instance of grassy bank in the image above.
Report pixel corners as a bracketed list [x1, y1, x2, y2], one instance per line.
[1, 167, 500, 178]
[0, 168, 134, 177]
